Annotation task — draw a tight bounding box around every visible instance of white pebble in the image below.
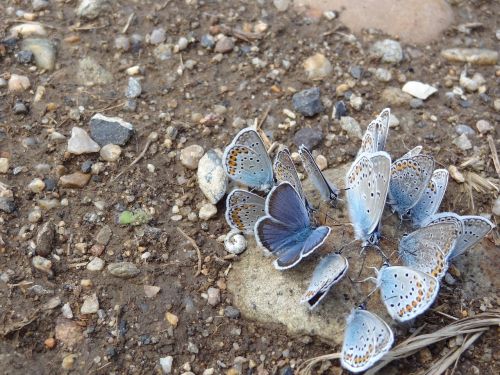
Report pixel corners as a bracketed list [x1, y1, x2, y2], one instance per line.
[28, 178, 45, 193]
[199, 203, 217, 220]
[315, 155, 328, 171]
[100, 144, 122, 162]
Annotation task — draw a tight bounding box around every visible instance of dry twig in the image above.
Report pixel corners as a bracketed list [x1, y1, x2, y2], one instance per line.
[111, 132, 157, 182]
[177, 227, 202, 277]
[487, 135, 500, 178]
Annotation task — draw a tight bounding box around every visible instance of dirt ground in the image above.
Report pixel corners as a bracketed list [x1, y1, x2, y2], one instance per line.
[0, 0, 499, 374]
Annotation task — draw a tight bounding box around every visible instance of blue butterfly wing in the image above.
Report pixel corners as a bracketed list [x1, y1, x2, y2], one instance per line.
[273, 149, 305, 203]
[450, 215, 494, 258]
[225, 189, 265, 234]
[411, 169, 448, 226]
[265, 182, 310, 230]
[299, 145, 339, 204]
[389, 155, 434, 216]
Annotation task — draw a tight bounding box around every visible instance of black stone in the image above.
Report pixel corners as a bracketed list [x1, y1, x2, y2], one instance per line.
[293, 127, 323, 150]
[13, 101, 28, 115]
[81, 160, 93, 173]
[43, 178, 57, 191]
[89, 115, 134, 146]
[292, 87, 323, 117]
[333, 101, 347, 120]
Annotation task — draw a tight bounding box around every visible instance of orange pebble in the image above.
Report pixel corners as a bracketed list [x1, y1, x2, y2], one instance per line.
[44, 337, 56, 349]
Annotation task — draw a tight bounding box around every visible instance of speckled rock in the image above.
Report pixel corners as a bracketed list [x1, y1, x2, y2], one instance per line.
[107, 262, 140, 278]
[197, 150, 228, 204]
[90, 114, 134, 146]
[180, 145, 204, 170]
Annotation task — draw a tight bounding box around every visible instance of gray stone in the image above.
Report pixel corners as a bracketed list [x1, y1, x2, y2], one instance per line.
[224, 306, 241, 319]
[81, 160, 93, 173]
[77, 57, 113, 86]
[153, 44, 172, 61]
[332, 101, 347, 120]
[107, 262, 140, 278]
[187, 341, 199, 354]
[87, 257, 105, 271]
[293, 127, 323, 150]
[370, 39, 403, 64]
[114, 35, 130, 51]
[381, 87, 412, 106]
[475, 120, 494, 134]
[96, 225, 112, 245]
[292, 87, 323, 117]
[453, 134, 472, 151]
[340, 116, 362, 139]
[200, 34, 215, 49]
[375, 67, 392, 82]
[89, 114, 134, 146]
[197, 149, 228, 204]
[81, 293, 99, 314]
[67, 127, 100, 154]
[214, 36, 234, 53]
[15, 50, 33, 64]
[21, 38, 56, 70]
[32, 255, 53, 275]
[409, 98, 424, 109]
[207, 287, 220, 306]
[180, 144, 204, 170]
[149, 28, 166, 45]
[76, 0, 109, 20]
[36, 221, 55, 257]
[13, 101, 28, 115]
[160, 356, 173, 374]
[349, 66, 362, 79]
[125, 77, 141, 98]
[455, 124, 475, 136]
[100, 144, 122, 162]
[0, 197, 16, 213]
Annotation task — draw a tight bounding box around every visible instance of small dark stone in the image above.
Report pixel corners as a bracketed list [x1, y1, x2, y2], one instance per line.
[0, 197, 16, 213]
[89, 114, 134, 146]
[15, 50, 33, 64]
[459, 99, 471, 108]
[409, 98, 424, 109]
[293, 127, 323, 150]
[333, 101, 347, 120]
[200, 34, 215, 49]
[280, 367, 294, 375]
[292, 87, 323, 117]
[349, 65, 362, 79]
[81, 160, 93, 173]
[224, 306, 240, 319]
[455, 124, 475, 136]
[43, 178, 57, 191]
[106, 347, 118, 359]
[124, 99, 137, 112]
[13, 101, 28, 115]
[479, 93, 490, 103]
[139, 335, 151, 345]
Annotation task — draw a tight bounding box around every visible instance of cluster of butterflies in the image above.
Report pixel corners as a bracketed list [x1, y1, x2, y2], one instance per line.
[222, 108, 495, 373]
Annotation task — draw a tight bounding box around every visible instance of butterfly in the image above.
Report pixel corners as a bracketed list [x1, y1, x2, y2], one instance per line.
[341, 308, 394, 373]
[421, 212, 495, 259]
[358, 108, 391, 155]
[346, 152, 391, 246]
[273, 148, 307, 206]
[225, 189, 266, 234]
[298, 145, 339, 205]
[376, 265, 439, 322]
[255, 182, 331, 270]
[388, 151, 435, 218]
[398, 221, 460, 280]
[410, 169, 449, 227]
[223, 127, 274, 191]
[300, 253, 348, 309]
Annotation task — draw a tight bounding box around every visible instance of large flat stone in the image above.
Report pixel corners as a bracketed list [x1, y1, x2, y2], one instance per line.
[227, 162, 497, 344]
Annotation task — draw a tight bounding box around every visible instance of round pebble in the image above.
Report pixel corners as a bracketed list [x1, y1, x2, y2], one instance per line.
[199, 203, 217, 220]
[28, 178, 45, 193]
[100, 144, 122, 162]
[180, 144, 204, 169]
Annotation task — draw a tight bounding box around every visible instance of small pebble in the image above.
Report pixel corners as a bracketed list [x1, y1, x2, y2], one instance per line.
[200, 34, 215, 49]
[224, 306, 241, 319]
[114, 35, 130, 51]
[90, 114, 134, 146]
[452, 134, 472, 151]
[402, 81, 438, 100]
[214, 36, 234, 53]
[340, 116, 362, 139]
[207, 287, 220, 306]
[332, 101, 347, 119]
[197, 150, 228, 204]
[81, 293, 99, 314]
[160, 356, 173, 374]
[293, 127, 323, 150]
[441, 48, 498, 65]
[292, 87, 324, 117]
[59, 172, 91, 188]
[349, 95, 363, 111]
[410, 98, 424, 109]
[165, 311, 179, 327]
[375, 68, 392, 82]
[87, 257, 105, 271]
[100, 144, 122, 162]
[315, 155, 327, 171]
[199, 203, 217, 220]
[448, 165, 465, 183]
[44, 337, 56, 349]
[67, 127, 100, 155]
[61, 302, 74, 319]
[492, 197, 500, 216]
[8, 74, 31, 92]
[28, 209, 42, 223]
[180, 145, 204, 169]
[28, 178, 45, 193]
[149, 28, 166, 45]
[13, 101, 29, 115]
[370, 39, 403, 64]
[144, 285, 161, 298]
[32, 255, 53, 275]
[0, 158, 9, 173]
[476, 120, 493, 134]
[303, 53, 332, 81]
[126, 77, 141, 98]
[15, 50, 33, 64]
[62, 354, 77, 370]
[107, 262, 140, 278]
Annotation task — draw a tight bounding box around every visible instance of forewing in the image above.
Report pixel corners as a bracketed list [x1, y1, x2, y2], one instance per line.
[299, 145, 339, 203]
[411, 169, 449, 226]
[225, 190, 265, 234]
[451, 216, 495, 258]
[265, 182, 310, 230]
[399, 239, 448, 280]
[273, 149, 305, 202]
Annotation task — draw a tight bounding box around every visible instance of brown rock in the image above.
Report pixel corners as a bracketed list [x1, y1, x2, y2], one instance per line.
[214, 36, 234, 53]
[55, 317, 83, 346]
[59, 172, 91, 188]
[36, 221, 55, 257]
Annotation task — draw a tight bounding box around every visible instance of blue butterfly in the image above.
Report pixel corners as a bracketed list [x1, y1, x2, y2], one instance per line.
[341, 308, 394, 373]
[299, 145, 339, 205]
[300, 253, 348, 309]
[388, 150, 435, 218]
[346, 152, 391, 246]
[223, 128, 274, 191]
[421, 212, 495, 259]
[255, 182, 331, 270]
[273, 148, 307, 206]
[225, 189, 265, 234]
[410, 168, 449, 226]
[358, 108, 391, 155]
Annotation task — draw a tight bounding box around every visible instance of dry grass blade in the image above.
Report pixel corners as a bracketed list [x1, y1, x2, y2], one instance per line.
[487, 135, 500, 178]
[297, 311, 500, 375]
[466, 171, 499, 193]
